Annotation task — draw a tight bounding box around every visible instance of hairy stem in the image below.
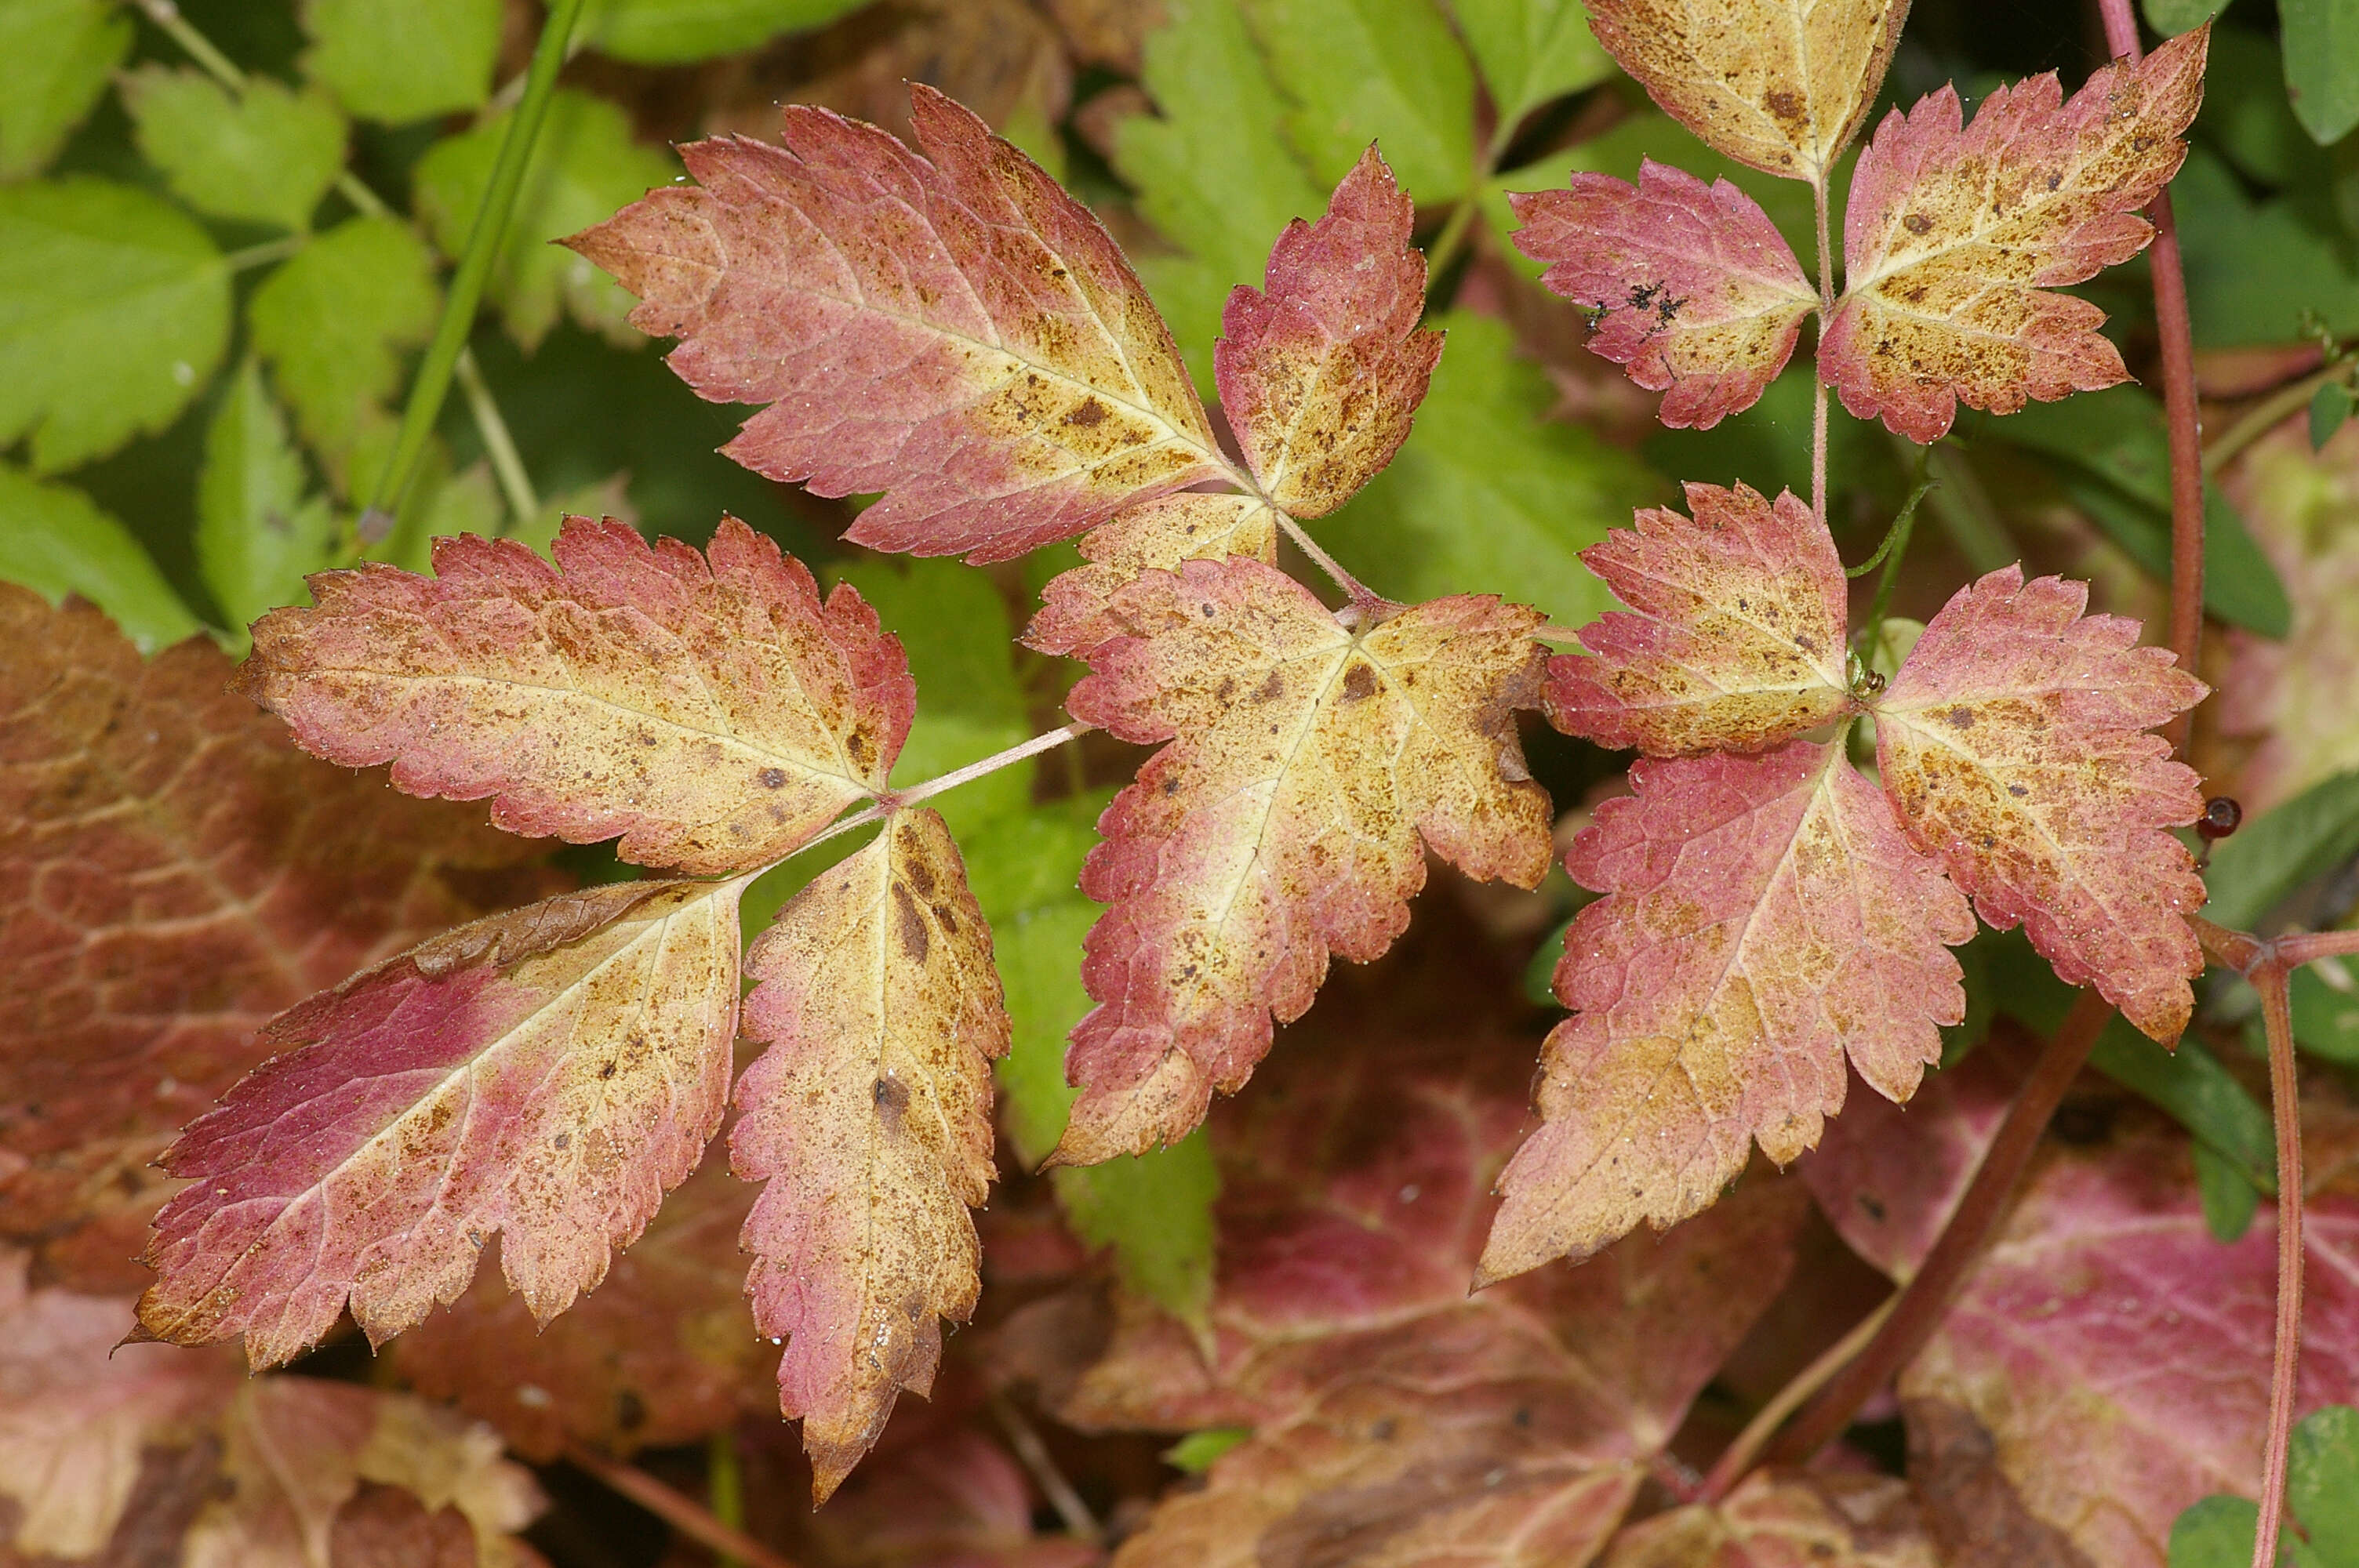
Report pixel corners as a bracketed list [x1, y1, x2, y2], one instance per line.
[990, 1393, 1104, 1544]
[565, 1446, 800, 1568]
[2274, 927, 2359, 967]
[1278, 514, 1393, 617]
[2205, 358, 2357, 480]
[1699, 1294, 1899, 1502]
[1765, 993, 2114, 1466]
[1812, 178, 1836, 531]
[2252, 963, 2306, 1568]
[2095, 0, 2206, 748]
[362, 0, 586, 532]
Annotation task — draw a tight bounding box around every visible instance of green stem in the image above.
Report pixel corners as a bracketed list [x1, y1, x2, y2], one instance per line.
[454, 349, 540, 524]
[1915, 437, 2015, 574]
[2205, 358, 2357, 480]
[1853, 465, 1939, 656]
[361, 0, 587, 535]
[1422, 200, 1480, 304]
[706, 1431, 746, 1568]
[224, 234, 305, 272]
[130, 0, 247, 90]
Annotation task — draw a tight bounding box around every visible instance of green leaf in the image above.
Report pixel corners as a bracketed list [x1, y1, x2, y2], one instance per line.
[1314, 310, 1663, 629]
[247, 215, 439, 478]
[1241, 0, 1478, 201]
[2204, 27, 2330, 187]
[2291, 964, 2359, 1063]
[413, 88, 677, 350]
[2314, 381, 2354, 451]
[2174, 147, 2359, 344]
[0, 464, 202, 652]
[300, 0, 501, 123]
[2291, 1406, 2359, 1568]
[0, 178, 230, 474]
[2192, 1140, 2259, 1243]
[1941, 931, 1993, 1068]
[1447, 0, 1612, 133]
[2145, 0, 2235, 34]
[1988, 929, 2276, 1193]
[1163, 1428, 1253, 1473]
[1983, 388, 2293, 636]
[0, 0, 131, 180]
[832, 558, 1030, 836]
[964, 800, 1219, 1328]
[578, 0, 868, 63]
[120, 69, 346, 233]
[2284, 0, 2359, 146]
[2170, 1495, 2260, 1568]
[2204, 771, 2359, 930]
[1118, 0, 1328, 385]
[197, 360, 340, 636]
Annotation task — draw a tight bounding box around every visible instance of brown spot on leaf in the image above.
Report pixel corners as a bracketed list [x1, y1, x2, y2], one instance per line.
[892, 882, 929, 962]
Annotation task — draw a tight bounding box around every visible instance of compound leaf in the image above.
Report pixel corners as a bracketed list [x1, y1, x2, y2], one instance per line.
[300, 0, 500, 123]
[246, 215, 440, 479]
[1871, 566, 2207, 1042]
[1216, 148, 1442, 519]
[569, 85, 1228, 562]
[196, 359, 340, 634]
[121, 68, 347, 234]
[1584, 0, 1909, 187]
[238, 517, 912, 877]
[0, 177, 230, 474]
[1546, 481, 1856, 755]
[414, 88, 677, 351]
[1513, 160, 1818, 430]
[1026, 493, 1281, 658]
[731, 808, 1008, 1501]
[1821, 30, 2208, 443]
[138, 877, 747, 1368]
[0, 588, 554, 1293]
[0, 465, 202, 652]
[1056, 559, 1552, 1164]
[1602, 1472, 1942, 1567]
[0, 0, 130, 181]
[1481, 739, 1971, 1280]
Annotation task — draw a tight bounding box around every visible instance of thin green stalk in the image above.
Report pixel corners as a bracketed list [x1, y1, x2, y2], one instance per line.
[706, 1431, 746, 1568]
[453, 350, 540, 524]
[1917, 437, 2015, 573]
[1853, 468, 1939, 656]
[2205, 358, 2357, 479]
[224, 234, 306, 272]
[1422, 200, 1480, 303]
[131, 0, 247, 90]
[362, 0, 587, 535]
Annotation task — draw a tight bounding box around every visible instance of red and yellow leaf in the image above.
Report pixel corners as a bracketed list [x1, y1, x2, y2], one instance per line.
[1584, 0, 1911, 187]
[1546, 483, 1857, 755]
[1601, 1472, 1940, 1568]
[1056, 560, 1551, 1165]
[1819, 29, 2208, 442]
[1213, 148, 1442, 518]
[731, 808, 1009, 1501]
[137, 879, 746, 1368]
[567, 85, 1227, 563]
[238, 517, 911, 877]
[0, 587, 556, 1293]
[1023, 493, 1280, 659]
[1870, 567, 2205, 1041]
[1481, 739, 1972, 1282]
[1513, 161, 1817, 430]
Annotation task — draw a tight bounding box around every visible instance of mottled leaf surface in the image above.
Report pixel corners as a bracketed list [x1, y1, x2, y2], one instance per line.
[1513, 161, 1816, 429]
[1214, 148, 1441, 518]
[240, 517, 911, 876]
[1602, 1472, 1941, 1567]
[1046, 1033, 1808, 1568]
[569, 85, 1227, 562]
[1874, 567, 2206, 1041]
[732, 808, 1009, 1501]
[139, 879, 745, 1367]
[1026, 493, 1281, 658]
[1546, 483, 1856, 755]
[1821, 31, 2208, 442]
[1057, 560, 1551, 1164]
[1584, 0, 1910, 185]
[1482, 739, 1971, 1280]
[0, 588, 552, 1291]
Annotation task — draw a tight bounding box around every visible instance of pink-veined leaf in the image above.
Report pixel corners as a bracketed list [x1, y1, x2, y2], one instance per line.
[1034, 1032, 1809, 1567]
[731, 808, 1009, 1502]
[0, 586, 559, 1294]
[238, 517, 911, 877]
[1819, 29, 2208, 442]
[1479, 739, 1972, 1283]
[1023, 493, 1281, 659]
[136, 878, 746, 1368]
[1546, 482, 1858, 755]
[1870, 566, 2205, 1042]
[565, 85, 1227, 563]
[1214, 147, 1442, 518]
[1898, 1099, 2359, 1568]
[1054, 559, 1551, 1166]
[1601, 1472, 1941, 1567]
[1512, 161, 1817, 430]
